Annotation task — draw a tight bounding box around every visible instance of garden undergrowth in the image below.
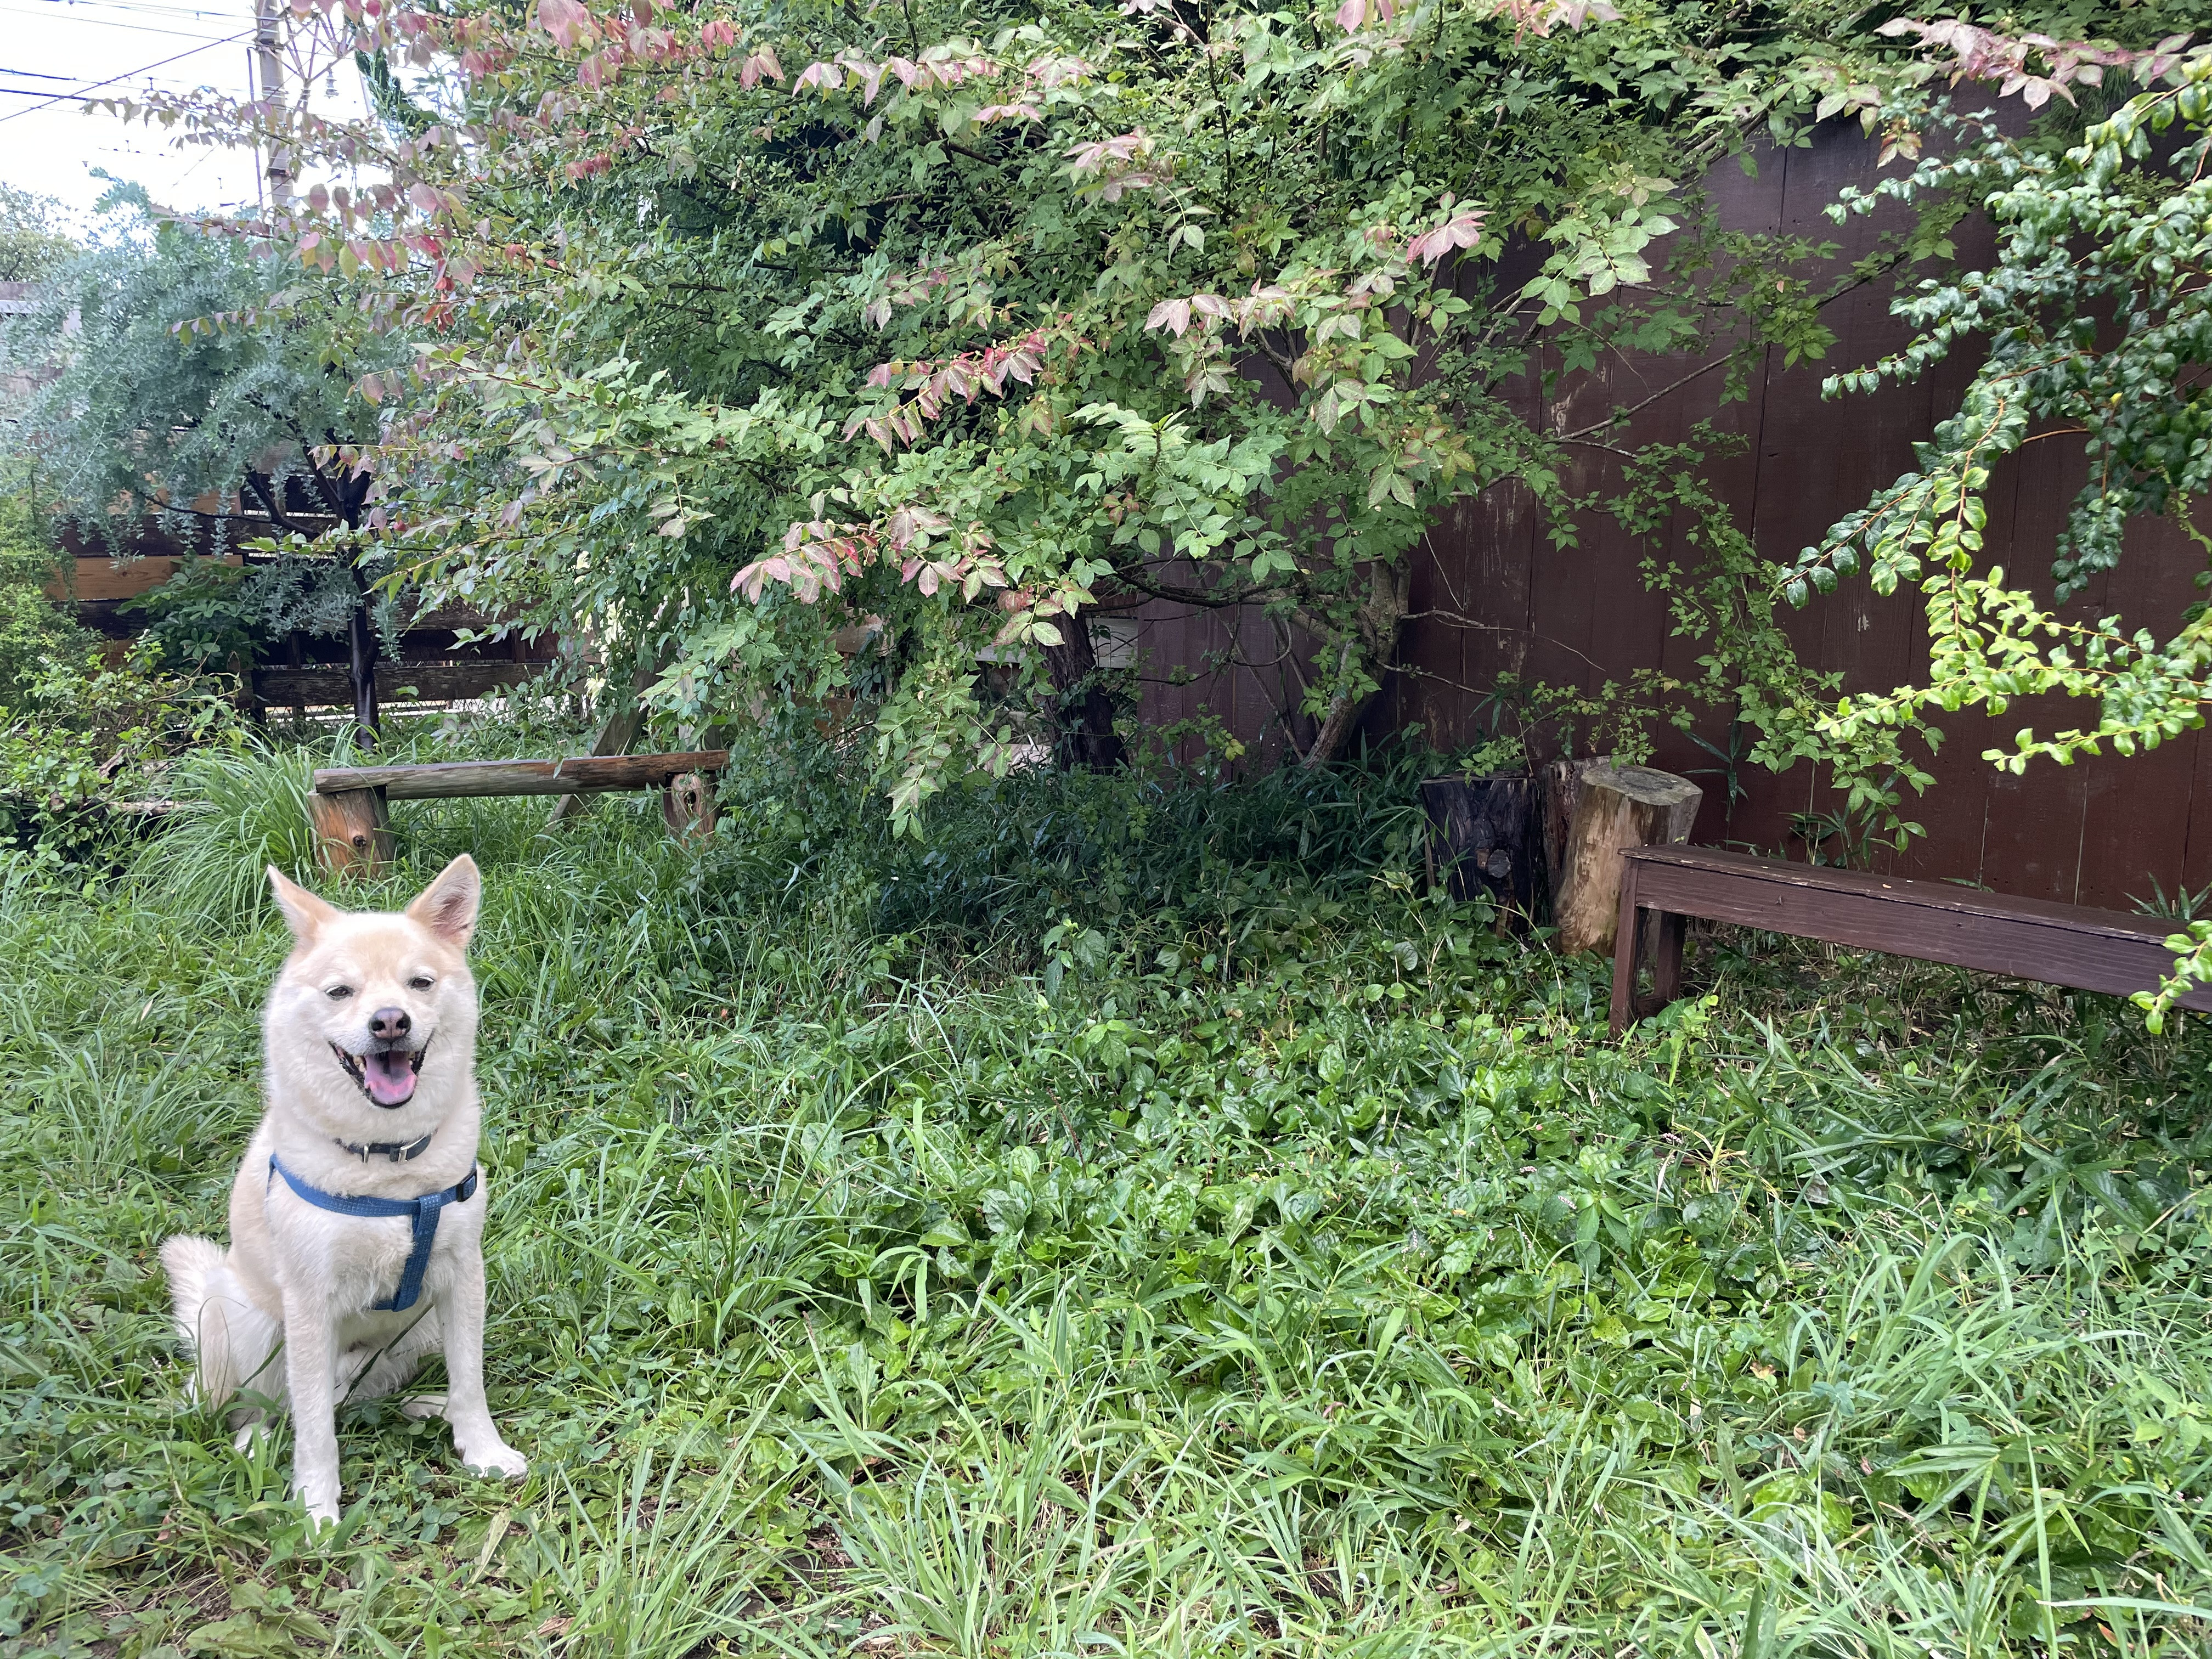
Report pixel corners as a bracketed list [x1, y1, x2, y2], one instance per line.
[4, 732, 2212, 1657]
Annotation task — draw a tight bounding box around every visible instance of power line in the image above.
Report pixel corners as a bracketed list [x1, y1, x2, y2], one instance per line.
[0, 24, 252, 122]
[0, 7, 246, 41]
[24, 0, 249, 18]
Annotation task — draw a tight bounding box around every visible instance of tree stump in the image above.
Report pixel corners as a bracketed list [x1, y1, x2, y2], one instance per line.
[1553, 764, 1702, 955]
[1542, 755, 1614, 911]
[661, 772, 717, 841]
[1421, 775, 1543, 924]
[308, 787, 392, 877]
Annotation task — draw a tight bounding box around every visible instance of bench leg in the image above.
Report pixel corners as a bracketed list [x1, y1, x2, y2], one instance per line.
[308, 787, 392, 877]
[1609, 861, 1642, 1037]
[1650, 911, 1686, 1011]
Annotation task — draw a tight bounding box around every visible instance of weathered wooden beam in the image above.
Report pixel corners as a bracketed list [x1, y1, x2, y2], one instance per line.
[314, 752, 730, 800]
[548, 646, 672, 830]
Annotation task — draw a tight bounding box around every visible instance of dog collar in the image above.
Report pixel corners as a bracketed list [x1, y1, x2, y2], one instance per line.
[267, 1155, 479, 1312]
[333, 1130, 434, 1163]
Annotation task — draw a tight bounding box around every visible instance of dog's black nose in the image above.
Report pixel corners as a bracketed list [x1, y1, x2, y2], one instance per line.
[369, 1007, 412, 1041]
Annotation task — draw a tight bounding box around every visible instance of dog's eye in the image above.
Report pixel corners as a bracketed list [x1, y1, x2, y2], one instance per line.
[326, 986, 354, 1000]
[409, 975, 435, 991]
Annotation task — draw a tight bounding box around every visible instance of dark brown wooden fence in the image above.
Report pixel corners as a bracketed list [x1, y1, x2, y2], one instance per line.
[1130, 120, 2211, 913]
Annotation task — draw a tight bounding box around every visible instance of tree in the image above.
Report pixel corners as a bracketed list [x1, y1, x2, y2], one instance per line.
[0, 187, 74, 285]
[118, 0, 2201, 826]
[1, 189, 399, 737]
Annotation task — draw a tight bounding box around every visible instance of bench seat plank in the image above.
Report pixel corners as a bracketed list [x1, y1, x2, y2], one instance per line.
[1611, 845, 2212, 1034]
[314, 752, 728, 800]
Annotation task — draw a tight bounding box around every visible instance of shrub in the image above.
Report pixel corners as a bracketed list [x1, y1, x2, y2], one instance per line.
[0, 649, 244, 876]
[0, 484, 88, 708]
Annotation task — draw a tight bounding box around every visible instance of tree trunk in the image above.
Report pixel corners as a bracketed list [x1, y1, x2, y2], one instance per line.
[342, 562, 378, 743]
[1554, 764, 1703, 955]
[1298, 557, 1410, 769]
[1042, 614, 1125, 771]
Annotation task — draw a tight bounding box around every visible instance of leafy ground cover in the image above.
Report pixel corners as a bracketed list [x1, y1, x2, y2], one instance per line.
[5, 733, 2212, 1657]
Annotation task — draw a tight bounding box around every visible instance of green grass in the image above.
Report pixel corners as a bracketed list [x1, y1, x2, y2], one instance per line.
[5, 734, 2212, 1657]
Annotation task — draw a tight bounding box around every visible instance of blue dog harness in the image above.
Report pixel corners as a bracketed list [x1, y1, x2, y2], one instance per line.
[267, 1156, 479, 1312]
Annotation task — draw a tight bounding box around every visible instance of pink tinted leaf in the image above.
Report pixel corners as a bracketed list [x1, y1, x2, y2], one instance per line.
[1145, 297, 1193, 336]
[537, 0, 591, 45]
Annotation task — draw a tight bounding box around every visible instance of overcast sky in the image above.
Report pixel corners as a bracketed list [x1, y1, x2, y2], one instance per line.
[1, 0, 366, 227]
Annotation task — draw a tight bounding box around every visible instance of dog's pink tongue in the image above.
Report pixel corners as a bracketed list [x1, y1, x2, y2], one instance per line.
[365, 1049, 416, 1107]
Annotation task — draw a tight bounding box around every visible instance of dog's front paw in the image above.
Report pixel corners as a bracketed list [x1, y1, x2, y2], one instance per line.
[295, 1479, 341, 1529]
[456, 1436, 528, 1481]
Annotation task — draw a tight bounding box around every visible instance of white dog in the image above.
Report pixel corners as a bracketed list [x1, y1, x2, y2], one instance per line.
[161, 854, 526, 1525]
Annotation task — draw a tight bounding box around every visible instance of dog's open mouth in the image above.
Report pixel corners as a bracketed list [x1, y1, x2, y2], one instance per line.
[331, 1041, 426, 1108]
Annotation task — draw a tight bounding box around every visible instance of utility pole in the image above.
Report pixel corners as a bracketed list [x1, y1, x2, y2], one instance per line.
[253, 0, 290, 208]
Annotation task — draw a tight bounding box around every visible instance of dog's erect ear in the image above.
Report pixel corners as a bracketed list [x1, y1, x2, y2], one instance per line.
[405, 854, 482, 951]
[267, 865, 340, 943]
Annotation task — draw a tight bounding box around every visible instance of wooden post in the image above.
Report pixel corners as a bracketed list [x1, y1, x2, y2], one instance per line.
[284, 630, 307, 732]
[308, 787, 392, 876]
[661, 772, 716, 842]
[1555, 764, 1702, 956]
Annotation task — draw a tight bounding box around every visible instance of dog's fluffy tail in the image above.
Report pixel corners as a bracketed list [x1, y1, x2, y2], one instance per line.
[160, 1235, 281, 1412]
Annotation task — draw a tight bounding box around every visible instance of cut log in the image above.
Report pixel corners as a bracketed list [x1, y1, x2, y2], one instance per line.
[1554, 764, 1702, 956]
[1541, 755, 1613, 910]
[1420, 775, 1543, 924]
[308, 787, 392, 876]
[661, 772, 718, 840]
[314, 752, 728, 800]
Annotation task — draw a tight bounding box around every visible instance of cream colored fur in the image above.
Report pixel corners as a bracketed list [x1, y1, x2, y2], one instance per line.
[160, 854, 526, 1526]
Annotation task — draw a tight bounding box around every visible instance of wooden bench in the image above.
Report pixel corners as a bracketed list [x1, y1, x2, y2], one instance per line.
[309, 752, 727, 873]
[1610, 844, 2212, 1035]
